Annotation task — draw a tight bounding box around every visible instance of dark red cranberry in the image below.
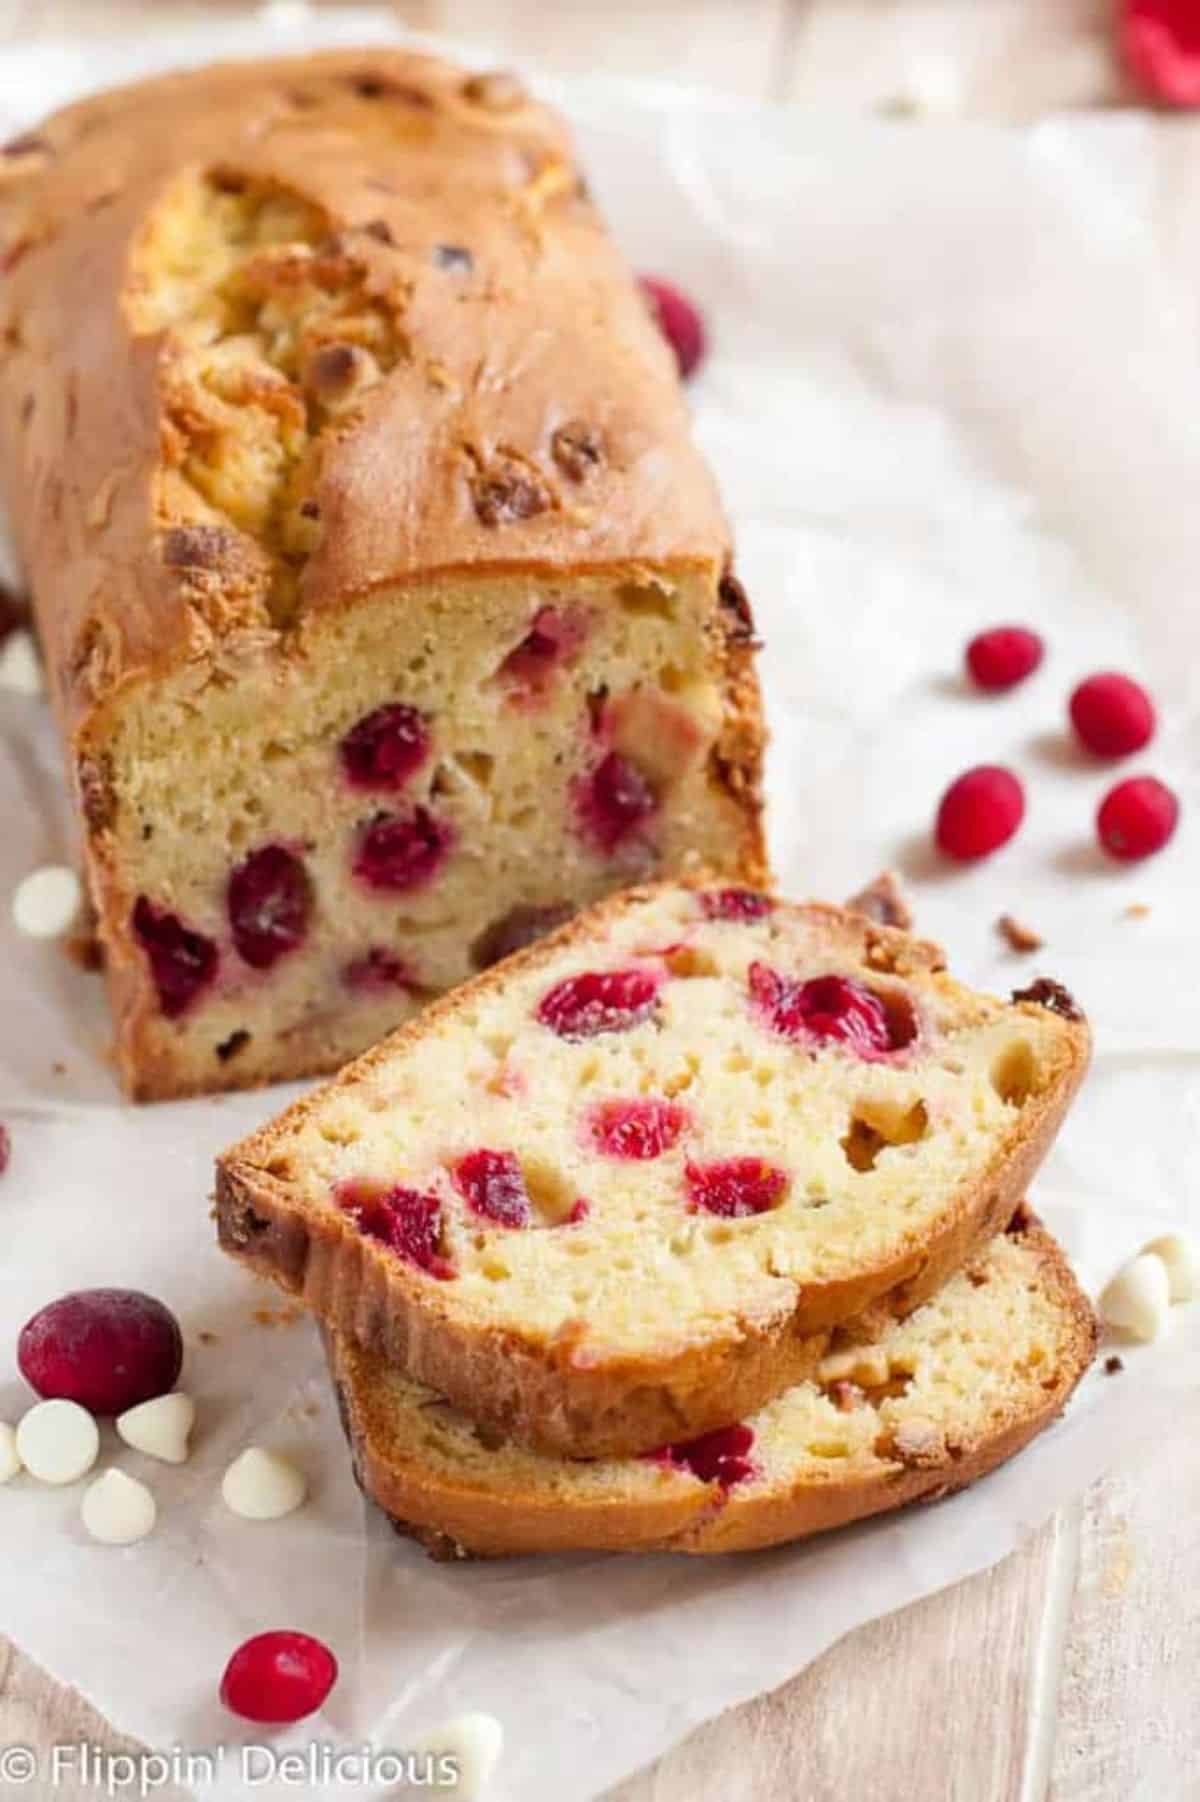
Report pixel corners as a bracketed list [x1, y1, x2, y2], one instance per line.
[685, 1157, 789, 1219]
[1069, 672, 1156, 758]
[647, 1422, 756, 1488]
[1121, 0, 1200, 106]
[749, 963, 910, 1057]
[575, 751, 657, 853]
[537, 968, 661, 1039]
[1096, 775, 1179, 861]
[498, 607, 587, 696]
[227, 845, 311, 970]
[586, 1099, 690, 1160]
[453, 1149, 531, 1228]
[639, 275, 706, 379]
[965, 625, 1044, 691]
[18, 1289, 183, 1415]
[342, 948, 415, 993]
[131, 896, 218, 1018]
[352, 808, 453, 891]
[337, 1181, 453, 1279]
[339, 703, 430, 790]
[219, 1631, 337, 1725]
[700, 887, 773, 922]
[935, 765, 1025, 861]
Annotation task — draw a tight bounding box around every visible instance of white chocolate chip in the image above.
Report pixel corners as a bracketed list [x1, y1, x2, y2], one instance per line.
[116, 1392, 195, 1465]
[411, 1713, 504, 1799]
[0, 1423, 22, 1483]
[81, 1468, 157, 1545]
[16, 1399, 100, 1485]
[221, 1447, 307, 1520]
[12, 865, 83, 938]
[1099, 1253, 1171, 1343]
[0, 629, 43, 695]
[1142, 1234, 1198, 1304]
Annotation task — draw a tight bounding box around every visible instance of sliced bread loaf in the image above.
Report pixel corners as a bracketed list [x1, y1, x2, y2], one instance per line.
[217, 881, 1090, 1457]
[327, 1216, 1097, 1557]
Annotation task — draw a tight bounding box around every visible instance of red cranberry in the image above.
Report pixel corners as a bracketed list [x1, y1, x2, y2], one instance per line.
[935, 765, 1025, 861]
[586, 1099, 690, 1160]
[537, 968, 661, 1039]
[499, 607, 587, 696]
[1069, 672, 1156, 758]
[1121, 0, 1200, 106]
[685, 1157, 789, 1219]
[565, 1198, 591, 1225]
[339, 703, 429, 791]
[647, 1422, 756, 1488]
[227, 845, 311, 970]
[964, 625, 1044, 692]
[352, 808, 453, 891]
[342, 948, 415, 993]
[1096, 775, 1179, 861]
[219, 1631, 337, 1725]
[453, 1149, 531, 1228]
[575, 751, 657, 853]
[700, 887, 774, 922]
[749, 964, 910, 1057]
[131, 896, 218, 1017]
[639, 275, 706, 379]
[18, 1289, 183, 1416]
[337, 1181, 453, 1279]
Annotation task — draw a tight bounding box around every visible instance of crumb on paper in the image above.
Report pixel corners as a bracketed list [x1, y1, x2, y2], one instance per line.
[1104, 1353, 1124, 1374]
[253, 1303, 305, 1329]
[63, 926, 105, 972]
[1102, 1523, 1135, 1598]
[51, 1061, 66, 1076]
[197, 1330, 218, 1347]
[1124, 903, 1150, 920]
[997, 914, 1043, 953]
[846, 870, 913, 931]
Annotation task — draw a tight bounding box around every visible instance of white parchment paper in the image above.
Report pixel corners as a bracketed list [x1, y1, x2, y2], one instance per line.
[0, 14, 1197, 1799]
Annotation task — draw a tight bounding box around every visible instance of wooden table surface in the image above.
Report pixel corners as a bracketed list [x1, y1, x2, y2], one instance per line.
[1, 4, 1196, 1798]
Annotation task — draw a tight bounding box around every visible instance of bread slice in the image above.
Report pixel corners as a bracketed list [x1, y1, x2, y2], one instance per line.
[218, 881, 1089, 1456]
[326, 1216, 1096, 1557]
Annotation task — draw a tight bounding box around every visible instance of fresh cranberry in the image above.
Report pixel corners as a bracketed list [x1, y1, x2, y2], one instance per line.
[586, 1099, 690, 1160]
[219, 1631, 337, 1725]
[131, 896, 218, 1017]
[639, 275, 706, 379]
[227, 845, 311, 970]
[1069, 672, 1156, 758]
[337, 1181, 453, 1279]
[537, 968, 661, 1039]
[565, 1198, 591, 1225]
[749, 963, 910, 1057]
[453, 1149, 531, 1228]
[18, 1289, 183, 1416]
[352, 808, 453, 891]
[935, 765, 1025, 861]
[648, 1422, 756, 1488]
[1121, 0, 1200, 106]
[342, 948, 415, 993]
[499, 607, 587, 696]
[575, 751, 657, 853]
[339, 703, 430, 791]
[964, 625, 1044, 691]
[700, 887, 774, 922]
[685, 1157, 789, 1219]
[1096, 775, 1179, 861]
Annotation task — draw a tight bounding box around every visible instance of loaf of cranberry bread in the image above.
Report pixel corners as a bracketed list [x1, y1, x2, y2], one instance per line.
[327, 1216, 1097, 1557]
[0, 52, 764, 1100]
[217, 881, 1090, 1457]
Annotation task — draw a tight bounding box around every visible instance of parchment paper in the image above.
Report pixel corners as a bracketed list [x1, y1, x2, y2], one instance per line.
[0, 13, 1197, 1799]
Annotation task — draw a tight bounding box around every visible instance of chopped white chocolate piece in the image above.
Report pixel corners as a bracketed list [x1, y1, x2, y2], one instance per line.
[1142, 1233, 1198, 1304]
[81, 1468, 157, 1545]
[16, 1399, 100, 1484]
[1099, 1253, 1170, 1343]
[116, 1392, 195, 1465]
[221, 1446, 307, 1520]
[12, 865, 83, 938]
[411, 1712, 504, 1798]
[0, 629, 42, 695]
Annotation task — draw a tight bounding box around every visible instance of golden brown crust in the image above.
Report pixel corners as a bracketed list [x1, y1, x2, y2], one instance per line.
[326, 1221, 1098, 1557]
[217, 885, 1090, 1457]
